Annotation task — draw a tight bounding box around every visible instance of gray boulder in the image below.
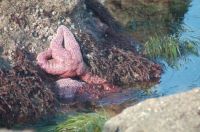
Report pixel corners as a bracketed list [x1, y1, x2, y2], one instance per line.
[104, 88, 200, 132]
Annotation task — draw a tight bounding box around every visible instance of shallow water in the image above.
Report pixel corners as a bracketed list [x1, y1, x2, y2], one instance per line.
[151, 0, 200, 96]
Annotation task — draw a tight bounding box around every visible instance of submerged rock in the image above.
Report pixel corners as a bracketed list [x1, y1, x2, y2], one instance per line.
[104, 88, 200, 132]
[98, 0, 191, 42]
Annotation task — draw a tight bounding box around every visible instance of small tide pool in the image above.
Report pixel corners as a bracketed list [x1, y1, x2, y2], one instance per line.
[151, 0, 200, 96]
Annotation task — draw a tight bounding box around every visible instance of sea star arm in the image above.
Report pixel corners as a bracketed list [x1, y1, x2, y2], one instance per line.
[37, 48, 53, 70]
[55, 78, 85, 99]
[80, 72, 107, 84]
[49, 25, 85, 77]
[80, 72, 120, 92]
[50, 26, 64, 50]
[60, 25, 83, 61]
[37, 48, 69, 75]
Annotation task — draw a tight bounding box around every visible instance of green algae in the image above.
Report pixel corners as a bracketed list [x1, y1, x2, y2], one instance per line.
[55, 113, 107, 132]
[144, 35, 199, 67]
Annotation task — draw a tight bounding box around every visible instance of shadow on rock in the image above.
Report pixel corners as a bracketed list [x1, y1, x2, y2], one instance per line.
[71, 0, 163, 87]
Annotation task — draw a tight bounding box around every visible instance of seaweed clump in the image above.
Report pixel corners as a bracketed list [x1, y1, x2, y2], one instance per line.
[0, 48, 56, 127]
[71, 0, 162, 87]
[55, 113, 107, 132]
[79, 32, 162, 86]
[144, 35, 199, 67]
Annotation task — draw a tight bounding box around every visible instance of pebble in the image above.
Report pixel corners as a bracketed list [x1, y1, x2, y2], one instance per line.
[70, 24, 75, 29]
[52, 11, 56, 16]
[24, 26, 30, 32]
[65, 18, 71, 23]
[9, 27, 13, 31]
[42, 38, 46, 42]
[39, 8, 43, 13]
[0, 15, 4, 21]
[3, 27, 8, 32]
[31, 47, 35, 52]
[35, 4, 39, 8]
[36, 9, 39, 14]
[43, 27, 49, 32]
[61, 19, 65, 23]
[48, 35, 53, 41]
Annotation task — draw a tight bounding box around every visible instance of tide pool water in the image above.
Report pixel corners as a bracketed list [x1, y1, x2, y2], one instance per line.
[152, 0, 200, 96]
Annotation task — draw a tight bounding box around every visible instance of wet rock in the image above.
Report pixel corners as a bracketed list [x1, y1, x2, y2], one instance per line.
[104, 88, 200, 132]
[98, 0, 191, 42]
[71, 0, 162, 86]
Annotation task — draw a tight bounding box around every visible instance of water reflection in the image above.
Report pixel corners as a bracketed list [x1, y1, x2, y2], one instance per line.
[152, 0, 200, 96]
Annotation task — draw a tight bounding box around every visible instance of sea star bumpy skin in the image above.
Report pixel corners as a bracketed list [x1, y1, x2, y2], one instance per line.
[37, 25, 119, 99]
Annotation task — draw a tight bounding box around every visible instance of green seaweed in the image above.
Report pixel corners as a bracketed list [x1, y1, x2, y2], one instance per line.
[144, 35, 199, 67]
[170, 0, 192, 19]
[55, 113, 107, 132]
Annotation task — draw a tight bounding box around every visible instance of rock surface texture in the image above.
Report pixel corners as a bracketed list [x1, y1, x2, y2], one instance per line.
[0, 0, 162, 87]
[104, 88, 200, 132]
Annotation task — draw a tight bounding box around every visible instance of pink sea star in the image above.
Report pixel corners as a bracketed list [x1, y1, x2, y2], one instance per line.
[37, 25, 119, 100]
